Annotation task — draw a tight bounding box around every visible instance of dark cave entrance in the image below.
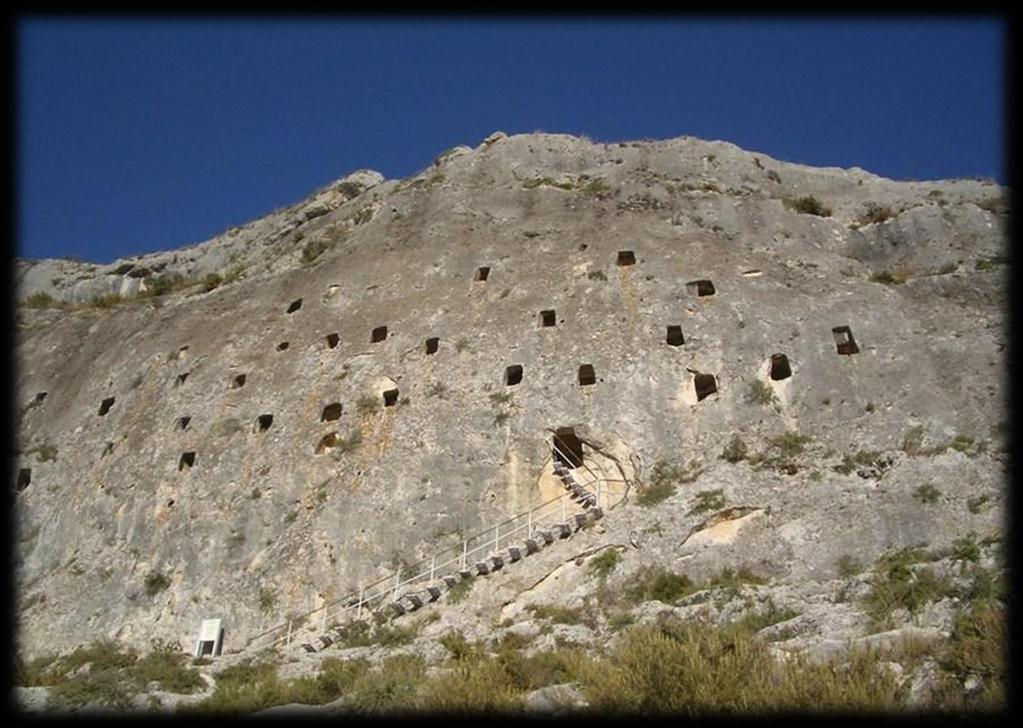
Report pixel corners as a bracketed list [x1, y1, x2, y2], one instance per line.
[552, 428, 584, 469]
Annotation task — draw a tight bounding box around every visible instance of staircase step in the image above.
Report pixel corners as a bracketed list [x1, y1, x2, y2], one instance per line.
[590, 507, 604, 520]
[524, 538, 541, 553]
[424, 585, 442, 601]
[475, 561, 491, 575]
[573, 512, 589, 529]
[490, 555, 505, 570]
[537, 530, 555, 544]
[441, 574, 460, 588]
[389, 601, 407, 616]
[319, 635, 334, 649]
[458, 567, 474, 580]
[300, 643, 317, 653]
[507, 546, 523, 562]
[404, 593, 424, 609]
[554, 523, 572, 538]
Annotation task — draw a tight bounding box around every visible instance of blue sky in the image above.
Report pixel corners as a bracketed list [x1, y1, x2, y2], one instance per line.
[18, 18, 1005, 264]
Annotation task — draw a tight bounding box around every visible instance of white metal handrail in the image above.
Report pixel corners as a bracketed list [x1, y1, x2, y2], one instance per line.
[244, 437, 626, 653]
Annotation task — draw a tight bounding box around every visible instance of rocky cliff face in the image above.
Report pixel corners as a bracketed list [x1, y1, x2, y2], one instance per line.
[14, 132, 1007, 662]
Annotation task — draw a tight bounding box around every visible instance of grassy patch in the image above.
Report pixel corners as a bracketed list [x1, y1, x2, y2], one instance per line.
[446, 575, 474, 604]
[356, 394, 379, 416]
[25, 291, 60, 308]
[488, 391, 513, 405]
[301, 237, 335, 263]
[527, 603, 589, 626]
[745, 380, 777, 405]
[587, 270, 608, 281]
[623, 566, 695, 605]
[769, 431, 811, 458]
[967, 494, 992, 514]
[836, 554, 863, 578]
[688, 489, 726, 515]
[856, 202, 896, 226]
[331, 429, 363, 458]
[974, 254, 1008, 271]
[259, 587, 276, 615]
[636, 459, 703, 506]
[862, 546, 953, 630]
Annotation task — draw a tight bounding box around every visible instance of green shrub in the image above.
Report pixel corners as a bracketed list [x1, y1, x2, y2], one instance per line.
[783, 195, 832, 217]
[352, 208, 373, 225]
[935, 603, 1006, 710]
[637, 459, 702, 506]
[952, 534, 981, 563]
[343, 654, 425, 713]
[144, 571, 172, 596]
[734, 602, 799, 633]
[858, 202, 895, 226]
[949, 434, 975, 453]
[439, 631, 481, 661]
[133, 642, 204, 693]
[624, 566, 695, 605]
[870, 270, 906, 285]
[588, 549, 622, 580]
[967, 494, 992, 514]
[580, 178, 610, 196]
[863, 549, 953, 629]
[720, 435, 747, 463]
[201, 273, 222, 292]
[913, 482, 941, 505]
[259, 587, 276, 614]
[689, 489, 725, 515]
[974, 254, 1009, 271]
[832, 449, 880, 475]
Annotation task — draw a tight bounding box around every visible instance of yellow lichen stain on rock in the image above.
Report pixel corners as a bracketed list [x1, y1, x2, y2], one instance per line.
[618, 265, 638, 322]
[683, 508, 764, 548]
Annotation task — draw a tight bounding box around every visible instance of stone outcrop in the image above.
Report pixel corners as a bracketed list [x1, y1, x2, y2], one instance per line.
[14, 132, 1007, 665]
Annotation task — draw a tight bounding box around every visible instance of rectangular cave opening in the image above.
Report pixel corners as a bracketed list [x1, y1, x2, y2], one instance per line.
[34, 392, 47, 404]
[326, 333, 340, 349]
[175, 373, 189, 387]
[177, 416, 191, 431]
[17, 468, 31, 491]
[194, 619, 224, 658]
[552, 428, 584, 469]
[694, 373, 718, 401]
[99, 397, 115, 416]
[540, 309, 556, 327]
[321, 403, 342, 422]
[475, 266, 491, 282]
[257, 414, 273, 432]
[179, 451, 196, 471]
[667, 325, 685, 346]
[770, 353, 792, 380]
[578, 364, 596, 386]
[617, 250, 636, 266]
[383, 389, 399, 407]
[426, 337, 439, 355]
[287, 298, 303, 314]
[832, 326, 859, 355]
[506, 365, 523, 386]
[687, 279, 716, 296]
[371, 325, 388, 343]
[277, 341, 290, 352]
[232, 374, 247, 389]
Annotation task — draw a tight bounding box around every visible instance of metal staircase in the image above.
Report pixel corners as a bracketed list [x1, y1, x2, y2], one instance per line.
[243, 436, 627, 655]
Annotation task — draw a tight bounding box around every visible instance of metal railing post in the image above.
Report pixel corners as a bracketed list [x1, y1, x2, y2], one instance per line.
[286, 620, 292, 647]
[429, 555, 436, 582]
[494, 523, 500, 553]
[461, 539, 468, 568]
[357, 587, 364, 620]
